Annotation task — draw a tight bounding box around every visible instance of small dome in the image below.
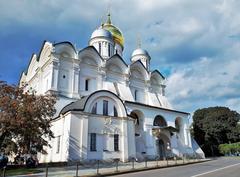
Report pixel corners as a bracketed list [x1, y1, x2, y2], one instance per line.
[91, 28, 113, 39]
[132, 48, 150, 57]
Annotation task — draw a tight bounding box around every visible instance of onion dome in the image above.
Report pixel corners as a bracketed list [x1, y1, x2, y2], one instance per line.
[102, 13, 124, 47]
[90, 28, 113, 40]
[132, 48, 150, 58]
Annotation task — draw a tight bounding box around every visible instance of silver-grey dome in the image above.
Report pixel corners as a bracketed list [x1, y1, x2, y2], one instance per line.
[132, 48, 150, 57]
[91, 28, 113, 39]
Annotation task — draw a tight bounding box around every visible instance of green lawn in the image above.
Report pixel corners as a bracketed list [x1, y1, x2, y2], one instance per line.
[3, 168, 43, 176]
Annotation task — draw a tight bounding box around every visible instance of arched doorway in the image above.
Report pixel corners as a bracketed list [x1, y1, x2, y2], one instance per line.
[153, 115, 170, 159]
[129, 110, 145, 159]
[155, 133, 170, 160]
[153, 115, 167, 127]
[157, 139, 165, 159]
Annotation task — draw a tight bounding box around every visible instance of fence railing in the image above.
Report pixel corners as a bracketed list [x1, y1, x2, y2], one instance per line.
[1, 156, 205, 177]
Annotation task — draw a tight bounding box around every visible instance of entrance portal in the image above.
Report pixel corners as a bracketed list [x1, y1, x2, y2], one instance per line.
[157, 139, 165, 159]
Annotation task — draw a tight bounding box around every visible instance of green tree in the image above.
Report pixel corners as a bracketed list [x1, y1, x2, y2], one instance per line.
[192, 106, 240, 156]
[0, 81, 56, 156]
[219, 142, 240, 155]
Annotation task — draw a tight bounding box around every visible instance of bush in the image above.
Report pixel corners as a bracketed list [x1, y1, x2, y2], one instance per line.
[219, 142, 240, 156]
[0, 155, 8, 168]
[26, 157, 37, 168]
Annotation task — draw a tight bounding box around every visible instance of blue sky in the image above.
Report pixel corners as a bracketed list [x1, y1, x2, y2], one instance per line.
[0, 0, 240, 114]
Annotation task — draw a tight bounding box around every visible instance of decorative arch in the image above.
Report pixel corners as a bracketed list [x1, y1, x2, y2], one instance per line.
[59, 90, 127, 118]
[107, 64, 122, 73]
[129, 110, 144, 127]
[130, 60, 149, 81]
[106, 54, 128, 75]
[81, 57, 98, 66]
[84, 90, 127, 117]
[27, 54, 38, 78]
[54, 41, 77, 59]
[151, 70, 165, 80]
[151, 70, 164, 85]
[79, 46, 103, 67]
[156, 132, 171, 159]
[153, 115, 167, 127]
[130, 109, 146, 156]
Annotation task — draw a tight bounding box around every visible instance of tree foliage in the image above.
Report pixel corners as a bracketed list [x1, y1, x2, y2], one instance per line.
[219, 142, 240, 155]
[0, 81, 56, 156]
[192, 106, 240, 156]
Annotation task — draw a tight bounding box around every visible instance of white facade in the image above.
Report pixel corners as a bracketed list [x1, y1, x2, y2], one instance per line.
[19, 14, 204, 163]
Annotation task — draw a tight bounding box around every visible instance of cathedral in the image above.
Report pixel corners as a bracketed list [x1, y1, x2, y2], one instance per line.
[19, 14, 204, 163]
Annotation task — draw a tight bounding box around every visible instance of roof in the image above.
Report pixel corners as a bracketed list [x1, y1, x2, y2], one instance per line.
[108, 54, 128, 68]
[53, 41, 77, 54]
[130, 60, 149, 73]
[59, 90, 128, 117]
[78, 46, 104, 61]
[125, 100, 190, 115]
[59, 96, 89, 115]
[151, 70, 165, 80]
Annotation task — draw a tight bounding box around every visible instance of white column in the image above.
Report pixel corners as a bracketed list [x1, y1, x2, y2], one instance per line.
[187, 128, 192, 147]
[121, 119, 129, 162]
[50, 58, 59, 91]
[127, 119, 136, 158]
[145, 124, 155, 156]
[183, 124, 188, 145]
[72, 63, 80, 98]
[80, 115, 89, 160]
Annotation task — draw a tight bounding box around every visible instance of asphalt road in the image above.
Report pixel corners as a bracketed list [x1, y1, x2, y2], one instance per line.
[113, 157, 240, 177]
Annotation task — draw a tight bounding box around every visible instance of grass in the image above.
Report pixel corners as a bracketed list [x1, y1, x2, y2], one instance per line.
[2, 167, 43, 176]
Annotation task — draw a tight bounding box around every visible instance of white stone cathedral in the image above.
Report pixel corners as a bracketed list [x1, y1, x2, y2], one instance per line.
[19, 14, 204, 163]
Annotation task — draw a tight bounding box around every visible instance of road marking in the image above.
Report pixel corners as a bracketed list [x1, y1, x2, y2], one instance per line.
[191, 162, 240, 177]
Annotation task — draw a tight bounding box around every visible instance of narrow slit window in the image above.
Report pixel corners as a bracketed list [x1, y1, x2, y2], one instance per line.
[114, 134, 119, 151]
[56, 136, 61, 153]
[114, 106, 118, 117]
[85, 79, 89, 91]
[103, 100, 108, 116]
[134, 90, 138, 101]
[108, 43, 111, 57]
[90, 133, 96, 151]
[99, 43, 101, 54]
[91, 103, 97, 114]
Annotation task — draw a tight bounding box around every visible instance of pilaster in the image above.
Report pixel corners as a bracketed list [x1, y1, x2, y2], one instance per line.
[50, 58, 60, 91]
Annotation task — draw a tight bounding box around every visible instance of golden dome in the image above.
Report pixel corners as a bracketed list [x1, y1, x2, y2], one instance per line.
[102, 13, 124, 47]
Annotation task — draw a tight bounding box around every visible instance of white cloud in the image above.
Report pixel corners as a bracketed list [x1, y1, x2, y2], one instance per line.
[166, 42, 240, 113]
[0, 0, 239, 114]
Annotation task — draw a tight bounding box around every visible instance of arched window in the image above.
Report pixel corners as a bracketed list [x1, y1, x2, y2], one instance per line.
[130, 112, 139, 125]
[114, 106, 118, 117]
[98, 42, 101, 54]
[153, 115, 167, 127]
[108, 43, 111, 57]
[85, 79, 89, 91]
[103, 100, 108, 116]
[134, 90, 138, 101]
[91, 103, 97, 114]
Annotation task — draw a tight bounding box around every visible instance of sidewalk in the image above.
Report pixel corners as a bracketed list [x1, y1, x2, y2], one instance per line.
[12, 159, 210, 177]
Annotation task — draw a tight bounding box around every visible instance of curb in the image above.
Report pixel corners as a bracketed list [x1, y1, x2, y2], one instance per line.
[78, 159, 212, 177]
